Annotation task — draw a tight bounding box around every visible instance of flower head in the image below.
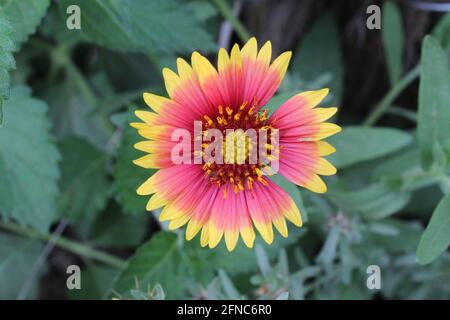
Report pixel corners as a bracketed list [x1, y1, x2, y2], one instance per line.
[131, 37, 341, 251]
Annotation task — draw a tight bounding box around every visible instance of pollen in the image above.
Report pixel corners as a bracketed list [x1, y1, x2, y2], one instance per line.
[201, 102, 278, 194]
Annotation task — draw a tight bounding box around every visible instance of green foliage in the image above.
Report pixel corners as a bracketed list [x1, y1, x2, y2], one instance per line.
[88, 205, 149, 248]
[0, 232, 43, 299]
[112, 232, 185, 298]
[67, 264, 118, 300]
[113, 110, 153, 215]
[328, 126, 412, 169]
[57, 0, 216, 55]
[58, 137, 110, 223]
[432, 13, 450, 49]
[0, 9, 15, 124]
[328, 183, 411, 220]
[0, 86, 60, 232]
[0, 0, 50, 49]
[292, 13, 343, 104]
[417, 194, 450, 265]
[418, 36, 450, 170]
[382, 1, 404, 85]
[45, 72, 113, 151]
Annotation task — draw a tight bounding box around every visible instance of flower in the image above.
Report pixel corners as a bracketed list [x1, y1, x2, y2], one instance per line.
[131, 37, 341, 251]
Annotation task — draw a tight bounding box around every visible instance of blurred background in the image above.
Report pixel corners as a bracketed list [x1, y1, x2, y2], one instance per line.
[1, 0, 450, 300]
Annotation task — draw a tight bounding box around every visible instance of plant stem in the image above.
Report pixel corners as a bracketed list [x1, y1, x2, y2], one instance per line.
[53, 44, 114, 135]
[212, 0, 251, 42]
[386, 106, 417, 123]
[0, 220, 127, 269]
[363, 65, 420, 126]
[64, 61, 114, 134]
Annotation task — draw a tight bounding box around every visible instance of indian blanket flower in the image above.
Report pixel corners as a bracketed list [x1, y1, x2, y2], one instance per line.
[131, 37, 341, 251]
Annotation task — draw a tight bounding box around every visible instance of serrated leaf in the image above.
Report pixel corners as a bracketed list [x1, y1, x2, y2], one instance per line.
[417, 194, 450, 265]
[113, 111, 153, 215]
[44, 80, 110, 151]
[88, 204, 149, 248]
[0, 0, 50, 49]
[57, 0, 216, 55]
[0, 86, 60, 232]
[418, 36, 450, 170]
[58, 137, 110, 223]
[292, 13, 343, 104]
[382, 1, 404, 85]
[112, 232, 187, 298]
[328, 126, 412, 168]
[0, 9, 16, 124]
[0, 232, 44, 299]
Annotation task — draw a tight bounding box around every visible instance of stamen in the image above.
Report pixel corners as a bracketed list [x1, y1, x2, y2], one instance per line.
[258, 176, 268, 186]
[201, 98, 274, 194]
[203, 115, 213, 126]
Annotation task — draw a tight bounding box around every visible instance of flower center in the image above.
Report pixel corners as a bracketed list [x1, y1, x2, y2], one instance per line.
[201, 103, 278, 196]
[223, 130, 252, 164]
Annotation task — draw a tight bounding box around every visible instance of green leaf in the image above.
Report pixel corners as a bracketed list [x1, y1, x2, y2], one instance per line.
[67, 263, 119, 300]
[88, 205, 149, 248]
[328, 126, 412, 169]
[0, 9, 16, 124]
[418, 36, 450, 170]
[371, 146, 420, 180]
[113, 110, 153, 215]
[0, 86, 60, 232]
[0, 0, 50, 49]
[369, 219, 422, 253]
[194, 226, 305, 276]
[382, 1, 404, 85]
[57, 0, 216, 55]
[112, 232, 187, 298]
[45, 79, 111, 151]
[292, 13, 343, 104]
[417, 194, 450, 265]
[0, 232, 44, 299]
[432, 13, 450, 49]
[58, 137, 110, 223]
[328, 183, 411, 219]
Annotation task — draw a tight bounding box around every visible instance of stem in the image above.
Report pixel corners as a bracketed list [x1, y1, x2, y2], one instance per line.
[386, 106, 417, 123]
[363, 65, 420, 126]
[212, 0, 251, 42]
[0, 220, 127, 269]
[64, 62, 114, 133]
[56, 45, 114, 135]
